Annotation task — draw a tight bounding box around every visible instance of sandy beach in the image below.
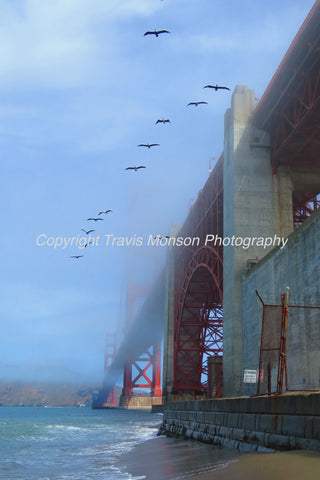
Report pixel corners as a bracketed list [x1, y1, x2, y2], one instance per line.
[119, 436, 242, 479]
[119, 436, 320, 480]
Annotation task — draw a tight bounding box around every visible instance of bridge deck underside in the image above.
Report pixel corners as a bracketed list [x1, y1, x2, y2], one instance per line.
[253, 0, 320, 214]
[272, 49, 320, 208]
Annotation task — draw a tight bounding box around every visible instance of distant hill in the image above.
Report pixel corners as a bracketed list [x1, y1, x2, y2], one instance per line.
[0, 382, 102, 407]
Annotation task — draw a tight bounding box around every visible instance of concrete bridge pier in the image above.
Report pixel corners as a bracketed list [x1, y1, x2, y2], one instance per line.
[223, 85, 294, 397]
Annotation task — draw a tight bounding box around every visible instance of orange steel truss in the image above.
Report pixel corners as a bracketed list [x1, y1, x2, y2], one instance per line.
[253, 0, 320, 226]
[293, 196, 320, 228]
[173, 156, 223, 395]
[122, 342, 162, 397]
[122, 274, 162, 399]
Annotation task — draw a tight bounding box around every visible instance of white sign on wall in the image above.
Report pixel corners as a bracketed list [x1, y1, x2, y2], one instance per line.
[243, 369, 258, 383]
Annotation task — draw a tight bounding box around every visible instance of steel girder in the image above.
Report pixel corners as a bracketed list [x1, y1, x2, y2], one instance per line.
[252, 2, 320, 224]
[173, 248, 223, 393]
[122, 267, 162, 399]
[122, 342, 162, 397]
[272, 52, 320, 169]
[173, 157, 223, 395]
[293, 196, 320, 228]
[272, 51, 320, 223]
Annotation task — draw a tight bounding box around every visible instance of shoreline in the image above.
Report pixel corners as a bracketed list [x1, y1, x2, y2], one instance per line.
[118, 435, 243, 480]
[119, 435, 320, 480]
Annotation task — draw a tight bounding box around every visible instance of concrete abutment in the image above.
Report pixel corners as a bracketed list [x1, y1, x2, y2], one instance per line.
[223, 85, 294, 396]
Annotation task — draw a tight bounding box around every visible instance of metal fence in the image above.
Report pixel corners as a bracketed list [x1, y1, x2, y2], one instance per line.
[256, 290, 320, 395]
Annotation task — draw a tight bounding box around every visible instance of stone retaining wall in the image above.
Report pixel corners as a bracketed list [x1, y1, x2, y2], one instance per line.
[159, 392, 320, 452]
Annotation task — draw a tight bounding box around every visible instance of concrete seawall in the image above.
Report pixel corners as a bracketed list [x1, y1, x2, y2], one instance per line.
[241, 207, 320, 397]
[159, 392, 320, 452]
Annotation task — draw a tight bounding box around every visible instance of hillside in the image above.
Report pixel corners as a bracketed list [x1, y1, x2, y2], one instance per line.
[0, 382, 102, 407]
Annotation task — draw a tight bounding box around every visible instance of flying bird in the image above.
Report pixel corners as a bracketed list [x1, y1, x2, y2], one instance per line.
[98, 210, 112, 215]
[154, 235, 170, 240]
[125, 166, 146, 171]
[84, 240, 93, 248]
[155, 118, 170, 124]
[87, 217, 103, 221]
[138, 143, 159, 148]
[204, 84, 230, 91]
[187, 101, 208, 107]
[70, 255, 84, 259]
[144, 29, 170, 37]
[81, 229, 95, 235]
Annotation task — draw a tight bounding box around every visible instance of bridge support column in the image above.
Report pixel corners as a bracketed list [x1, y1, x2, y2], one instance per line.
[162, 223, 180, 402]
[273, 165, 294, 238]
[223, 85, 293, 396]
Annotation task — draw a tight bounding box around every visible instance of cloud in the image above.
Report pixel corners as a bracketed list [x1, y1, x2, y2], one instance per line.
[174, 28, 283, 56]
[170, 4, 312, 56]
[0, 0, 161, 89]
[0, 0, 166, 154]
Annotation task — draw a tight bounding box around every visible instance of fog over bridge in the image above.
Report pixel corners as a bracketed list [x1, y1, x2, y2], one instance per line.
[103, 0, 320, 406]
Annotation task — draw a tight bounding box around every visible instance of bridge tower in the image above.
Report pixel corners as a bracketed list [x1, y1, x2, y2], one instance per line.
[119, 253, 162, 408]
[102, 332, 117, 407]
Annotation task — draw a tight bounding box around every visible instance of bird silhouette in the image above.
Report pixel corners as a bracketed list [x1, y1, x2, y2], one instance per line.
[155, 118, 170, 124]
[187, 101, 208, 107]
[204, 84, 230, 91]
[87, 217, 103, 221]
[125, 166, 146, 171]
[138, 143, 159, 148]
[70, 255, 84, 259]
[81, 229, 95, 235]
[84, 240, 93, 248]
[98, 210, 112, 215]
[144, 29, 170, 37]
[154, 235, 170, 240]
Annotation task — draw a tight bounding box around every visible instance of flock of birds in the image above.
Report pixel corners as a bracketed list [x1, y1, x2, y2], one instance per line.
[70, 21, 231, 259]
[69, 210, 112, 259]
[124, 29, 230, 172]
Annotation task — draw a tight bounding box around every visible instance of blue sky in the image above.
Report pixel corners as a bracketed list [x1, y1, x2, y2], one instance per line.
[0, 0, 316, 384]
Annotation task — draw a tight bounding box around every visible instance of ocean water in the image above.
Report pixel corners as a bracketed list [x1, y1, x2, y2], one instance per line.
[0, 406, 162, 480]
